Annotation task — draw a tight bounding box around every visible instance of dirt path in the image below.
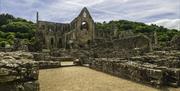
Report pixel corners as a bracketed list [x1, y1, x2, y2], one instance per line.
[39, 66, 179, 91]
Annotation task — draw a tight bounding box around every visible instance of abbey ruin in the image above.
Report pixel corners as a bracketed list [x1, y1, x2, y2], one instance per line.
[28, 7, 180, 89]
[0, 7, 180, 91]
[35, 7, 153, 51]
[36, 7, 95, 50]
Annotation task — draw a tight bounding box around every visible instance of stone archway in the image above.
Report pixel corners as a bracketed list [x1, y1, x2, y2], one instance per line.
[58, 38, 63, 48]
[50, 38, 54, 48]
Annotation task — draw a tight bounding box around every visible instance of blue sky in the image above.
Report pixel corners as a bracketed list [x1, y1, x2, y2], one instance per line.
[0, 0, 180, 30]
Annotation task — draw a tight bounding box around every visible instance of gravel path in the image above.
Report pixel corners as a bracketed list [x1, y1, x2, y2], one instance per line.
[39, 66, 179, 91]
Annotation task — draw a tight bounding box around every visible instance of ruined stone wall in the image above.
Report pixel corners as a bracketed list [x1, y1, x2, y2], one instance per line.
[113, 35, 150, 50]
[32, 52, 74, 69]
[92, 35, 151, 58]
[70, 7, 95, 46]
[36, 7, 95, 50]
[88, 36, 180, 88]
[32, 53, 60, 69]
[0, 52, 39, 91]
[0, 47, 13, 52]
[37, 21, 70, 50]
[134, 51, 180, 68]
[38, 21, 56, 49]
[89, 50, 180, 87]
[95, 30, 135, 40]
[95, 30, 113, 40]
[171, 35, 180, 50]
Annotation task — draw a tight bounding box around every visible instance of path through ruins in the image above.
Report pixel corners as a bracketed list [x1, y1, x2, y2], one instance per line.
[39, 66, 179, 91]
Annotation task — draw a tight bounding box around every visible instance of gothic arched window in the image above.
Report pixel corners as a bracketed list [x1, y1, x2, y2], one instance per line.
[81, 21, 89, 30]
[51, 38, 54, 46]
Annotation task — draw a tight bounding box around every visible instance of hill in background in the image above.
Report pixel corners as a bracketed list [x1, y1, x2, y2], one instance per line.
[0, 13, 179, 47]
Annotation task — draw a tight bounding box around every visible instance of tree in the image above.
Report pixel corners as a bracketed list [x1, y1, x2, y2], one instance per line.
[0, 31, 6, 38]
[0, 13, 36, 46]
[7, 33, 15, 40]
[0, 14, 15, 26]
[0, 41, 8, 47]
[22, 39, 30, 45]
[1, 21, 33, 33]
[95, 20, 179, 43]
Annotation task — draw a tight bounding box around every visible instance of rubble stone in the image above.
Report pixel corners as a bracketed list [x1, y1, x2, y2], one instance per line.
[90, 57, 180, 87]
[38, 61, 61, 69]
[0, 52, 39, 91]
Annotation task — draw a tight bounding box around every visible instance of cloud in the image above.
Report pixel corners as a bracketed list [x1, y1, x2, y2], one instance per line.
[147, 19, 180, 30]
[1, 0, 180, 24]
[65, 0, 104, 7]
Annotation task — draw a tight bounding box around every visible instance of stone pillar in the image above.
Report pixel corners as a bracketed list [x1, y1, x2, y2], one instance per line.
[154, 31, 158, 45]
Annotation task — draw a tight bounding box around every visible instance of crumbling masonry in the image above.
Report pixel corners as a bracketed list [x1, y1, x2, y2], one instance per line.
[34, 7, 180, 88]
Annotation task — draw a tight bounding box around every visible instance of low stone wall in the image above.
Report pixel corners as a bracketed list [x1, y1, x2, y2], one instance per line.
[33, 52, 50, 61]
[0, 52, 39, 91]
[0, 47, 13, 52]
[130, 56, 180, 68]
[143, 51, 180, 68]
[89, 58, 180, 88]
[38, 61, 61, 69]
[0, 81, 39, 91]
[33, 52, 73, 61]
[32, 52, 74, 69]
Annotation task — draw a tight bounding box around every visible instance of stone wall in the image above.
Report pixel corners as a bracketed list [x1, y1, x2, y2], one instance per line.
[32, 52, 74, 69]
[0, 52, 39, 91]
[171, 35, 180, 50]
[70, 7, 95, 46]
[91, 35, 151, 58]
[136, 51, 180, 68]
[36, 7, 95, 50]
[37, 21, 70, 49]
[89, 50, 180, 87]
[37, 61, 61, 69]
[90, 56, 180, 87]
[0, 47, 13, 52]
[113, 35, 151, 50]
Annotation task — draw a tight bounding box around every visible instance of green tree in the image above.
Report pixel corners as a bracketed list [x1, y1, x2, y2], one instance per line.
[6, 32, 15, 39]
[0, 41, 8, 47]
[0, 14, 15, 26]
[95, 20, 179, 43]
[22, 39, 30, 45]
[1, 21, 34, 33]
[0, 13, 36, 46]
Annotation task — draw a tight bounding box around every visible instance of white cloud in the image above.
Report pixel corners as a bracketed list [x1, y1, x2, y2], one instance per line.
[148, 19, 180, 30]
[65, 0, 105, 7]
[1, 0, 180, 24]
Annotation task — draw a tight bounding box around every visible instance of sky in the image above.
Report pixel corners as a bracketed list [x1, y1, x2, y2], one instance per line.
[0, 0, 180, 30]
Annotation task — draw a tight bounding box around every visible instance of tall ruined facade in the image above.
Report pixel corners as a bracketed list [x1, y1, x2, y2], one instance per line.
[36, 7, 95, 50]
[35, 7, 152, 51]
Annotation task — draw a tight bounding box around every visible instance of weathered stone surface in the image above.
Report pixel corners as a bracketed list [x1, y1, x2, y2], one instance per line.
[90, 35, 151, 58]
[38, 61, 61, 69]
[166, 68, 180, 87]
[0, 52, 39, 91]
[33, 52, 73, 61]
[90, 57, 180, 87]
[36, 7, 95, 50]
[171, 35, 180, 50]
[0, 81, 39, 91]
